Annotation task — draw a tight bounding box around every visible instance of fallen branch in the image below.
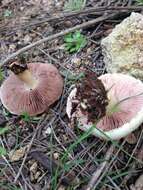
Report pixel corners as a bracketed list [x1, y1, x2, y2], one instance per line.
[1, 6, 142, 32]
[17, 6, 143, 29]
[0, 13, 116, 67]
[26, 5, 143, 25]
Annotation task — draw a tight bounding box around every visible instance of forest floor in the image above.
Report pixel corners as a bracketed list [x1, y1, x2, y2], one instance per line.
[0, 0, 143, 190]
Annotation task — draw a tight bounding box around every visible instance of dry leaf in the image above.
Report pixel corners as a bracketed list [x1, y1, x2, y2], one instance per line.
[30, 162, 38, 173]
[9, 145, 29, 161]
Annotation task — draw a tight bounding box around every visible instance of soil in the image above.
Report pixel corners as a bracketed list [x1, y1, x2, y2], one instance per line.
[76, 70, 108, 122]
[0, 0, 143, 190]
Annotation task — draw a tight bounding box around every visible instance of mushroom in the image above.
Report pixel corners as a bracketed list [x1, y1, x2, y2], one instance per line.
[66, 72, 143, 140]
[0, 62, 63, 116]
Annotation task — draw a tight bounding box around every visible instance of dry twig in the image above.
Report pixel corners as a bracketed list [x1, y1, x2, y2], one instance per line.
[14, 116, 45, 183]
[1, 6, 142, 32]
[30, 6, 143, 25]
[0, 13, 116, 67]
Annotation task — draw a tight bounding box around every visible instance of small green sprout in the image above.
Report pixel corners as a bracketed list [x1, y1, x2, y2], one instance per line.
[61, 70, 85, 81]
[21, 112, 40, 123]
[0, 127, 9, 135]
[0, 146, 7, 156]
[64, 31, 87, 53]
[64, 0, 86, 11]
[136, 0, 143, 4]
[21, 112, 31, 122]
[0, 68, 4, 81]
[4, 10, 12, 17]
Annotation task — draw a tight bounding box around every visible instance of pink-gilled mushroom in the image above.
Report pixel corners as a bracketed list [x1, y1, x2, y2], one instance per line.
[0, 62, 63, 116]
[66, 72, 143, 140]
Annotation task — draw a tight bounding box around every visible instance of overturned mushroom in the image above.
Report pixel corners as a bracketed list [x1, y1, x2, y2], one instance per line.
[0, 62, 63, 116]
[66, 72, 143, 140]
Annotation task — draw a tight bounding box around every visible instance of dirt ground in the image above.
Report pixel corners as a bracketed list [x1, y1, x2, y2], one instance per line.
[0, 0, 143, 190]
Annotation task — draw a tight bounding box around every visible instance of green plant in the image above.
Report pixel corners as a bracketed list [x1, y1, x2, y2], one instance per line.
[61, 70, 85, 82]
[0, 68, 4, 81]
[64, 31, 87, 53]
[4, 10, 12, 17]
[136, 0, 143, 4]
[0, 146, 7, 156]
[0, 127, 9, 156]
[21, 112, 40, 123]
[0, 127, 9, 135]
[64, 0, 86, 11]
[21, 112, 31, 122]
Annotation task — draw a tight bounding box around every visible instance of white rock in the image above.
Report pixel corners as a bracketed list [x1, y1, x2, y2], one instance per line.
[101, 12, 143, 80]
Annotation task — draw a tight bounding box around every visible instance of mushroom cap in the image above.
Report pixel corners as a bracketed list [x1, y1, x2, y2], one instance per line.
[0, 63, 63, 116]
[66, 73, 143, 140]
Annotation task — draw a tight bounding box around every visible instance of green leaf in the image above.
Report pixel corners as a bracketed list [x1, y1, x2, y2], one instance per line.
[64, 37, 74, 43]
[0, 127, 9, 135]
[75, 43, 81, 50]
[0, 69, 4, 81]
[61, 70, 85, 81]
[4, 10, 12, 17]
[69, 47, 77, 53]
[64, 34, 73, 42]
[74, 31, 81, 39]
[64, 30, 87, 53]
[0, 146, 7, 156]
[21, 112, 31, 122]
[136, 0, 143, 4]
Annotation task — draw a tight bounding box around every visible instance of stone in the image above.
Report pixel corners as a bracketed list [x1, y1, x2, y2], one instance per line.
[101, 12, 143, 81]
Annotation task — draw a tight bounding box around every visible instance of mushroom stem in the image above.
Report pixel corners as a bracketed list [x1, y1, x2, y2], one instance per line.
[18, 70, 38, 89]
[9, 62, 38, 89]
[106, 101, 120, 116]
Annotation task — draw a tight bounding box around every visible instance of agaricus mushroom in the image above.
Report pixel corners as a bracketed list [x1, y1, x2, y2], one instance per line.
[0, 62, 63, 116]
[66, 72, 143, 140]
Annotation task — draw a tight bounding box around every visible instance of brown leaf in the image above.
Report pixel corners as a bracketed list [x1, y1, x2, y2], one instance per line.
[9, 145, 29, 161]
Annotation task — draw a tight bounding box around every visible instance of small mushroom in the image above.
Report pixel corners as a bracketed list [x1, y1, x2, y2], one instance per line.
[0, 62, 63, 116]
[66, 73, 143, 140]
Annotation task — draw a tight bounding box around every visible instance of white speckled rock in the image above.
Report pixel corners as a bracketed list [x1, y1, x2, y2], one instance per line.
[101, 12, 143, 80]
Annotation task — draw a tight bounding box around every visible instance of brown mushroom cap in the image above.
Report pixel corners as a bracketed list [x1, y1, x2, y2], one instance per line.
[0, 63, 63, 116]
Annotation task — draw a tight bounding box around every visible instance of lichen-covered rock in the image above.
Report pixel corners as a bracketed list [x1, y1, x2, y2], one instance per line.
[101, 12, 143, 81]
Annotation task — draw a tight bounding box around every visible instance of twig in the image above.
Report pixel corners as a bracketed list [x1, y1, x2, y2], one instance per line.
[107, 177, 122, 190]
[125, 129, 143, 168]
[14, 116, 45, 183]
[13, 131, 37, 183]
[0, 137, 23, 189]
[27, 6, 143, 24]
[0, 13, 116, 67]
[85, 145, 114, 190]
[1, 6, 142, 32]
